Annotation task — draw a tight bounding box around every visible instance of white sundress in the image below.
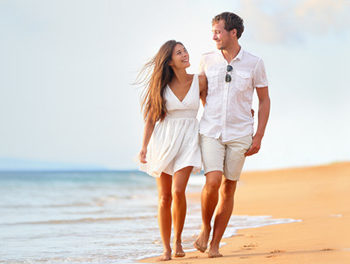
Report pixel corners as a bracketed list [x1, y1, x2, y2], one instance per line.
[141, 74, 201, 177]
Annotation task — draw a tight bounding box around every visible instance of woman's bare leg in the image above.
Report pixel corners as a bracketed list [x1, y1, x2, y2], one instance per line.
[156, 173, 173, 261]
[172, 166, 192, 257]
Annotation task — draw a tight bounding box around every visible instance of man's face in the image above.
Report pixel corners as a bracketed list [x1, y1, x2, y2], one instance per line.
[212, 20, 234, 50]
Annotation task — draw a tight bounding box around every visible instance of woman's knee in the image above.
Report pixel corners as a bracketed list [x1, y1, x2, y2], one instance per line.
[172, 187, 186, 201]
[158, 193, 172, 207]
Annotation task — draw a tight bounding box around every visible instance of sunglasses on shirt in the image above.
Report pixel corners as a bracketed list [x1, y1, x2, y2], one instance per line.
[225, 65, 233, 83]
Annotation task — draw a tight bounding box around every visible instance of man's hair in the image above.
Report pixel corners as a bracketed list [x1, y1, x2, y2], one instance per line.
[212, 12, 244, 39]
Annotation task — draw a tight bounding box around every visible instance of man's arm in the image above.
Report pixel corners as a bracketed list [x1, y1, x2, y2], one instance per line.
[245, 86, 270, 156]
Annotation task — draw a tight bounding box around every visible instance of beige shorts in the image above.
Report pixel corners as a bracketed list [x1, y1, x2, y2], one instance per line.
[199, 134, 253, 181]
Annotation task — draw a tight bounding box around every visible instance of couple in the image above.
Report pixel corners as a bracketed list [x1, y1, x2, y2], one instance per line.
[139, 12, 270, 261]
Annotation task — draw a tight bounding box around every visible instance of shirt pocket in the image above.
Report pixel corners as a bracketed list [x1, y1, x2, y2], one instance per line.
[235, 70, 252, 91]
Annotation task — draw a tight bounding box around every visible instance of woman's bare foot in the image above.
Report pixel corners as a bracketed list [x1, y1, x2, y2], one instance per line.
[173, 241, 185, 257]
[194, 226, 211, 253]
[158, 251, 172, 261]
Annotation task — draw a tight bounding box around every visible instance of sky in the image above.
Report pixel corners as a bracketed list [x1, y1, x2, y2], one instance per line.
[0, 0, 349, 171]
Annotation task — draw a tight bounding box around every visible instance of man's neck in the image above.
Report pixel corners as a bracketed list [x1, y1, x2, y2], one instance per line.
[221, 44, 241, 63]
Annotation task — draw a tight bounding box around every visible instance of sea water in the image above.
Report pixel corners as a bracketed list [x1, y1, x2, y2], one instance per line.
[0, 171, 298, 264]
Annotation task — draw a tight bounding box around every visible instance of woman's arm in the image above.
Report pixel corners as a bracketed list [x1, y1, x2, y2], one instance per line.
[198, 74, 208, 106]
[139, 115, 156, 163]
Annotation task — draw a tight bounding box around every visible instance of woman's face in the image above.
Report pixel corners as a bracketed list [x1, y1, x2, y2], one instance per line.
[169, 44, 190, 69]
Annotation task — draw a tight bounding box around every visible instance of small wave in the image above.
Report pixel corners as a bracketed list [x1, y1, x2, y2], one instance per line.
[93, 195, 119, 206]
[64, 210, 107, 215]
[49, 202, 92, 208]
[0, 202, 93, 209]
[4, 215, 155, 226]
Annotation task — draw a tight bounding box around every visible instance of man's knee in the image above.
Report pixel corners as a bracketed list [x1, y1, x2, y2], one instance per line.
[205, 171, 222, 193]
[220, 180, 237, 198]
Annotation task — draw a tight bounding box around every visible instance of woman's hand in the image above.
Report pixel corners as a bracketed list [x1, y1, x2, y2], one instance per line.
[139, 148, 147, 163]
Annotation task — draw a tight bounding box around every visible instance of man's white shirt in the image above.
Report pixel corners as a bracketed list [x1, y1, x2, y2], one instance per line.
[199, 48, 268, 142]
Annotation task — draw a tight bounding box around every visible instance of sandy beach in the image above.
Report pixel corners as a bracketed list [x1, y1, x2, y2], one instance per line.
[141, 162, 350, 264]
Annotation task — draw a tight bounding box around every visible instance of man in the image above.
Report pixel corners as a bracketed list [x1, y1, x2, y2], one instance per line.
[194, 12, 270, 258]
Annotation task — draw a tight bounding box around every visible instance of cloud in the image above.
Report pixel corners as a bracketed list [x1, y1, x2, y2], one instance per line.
[239, 0, 350, 43]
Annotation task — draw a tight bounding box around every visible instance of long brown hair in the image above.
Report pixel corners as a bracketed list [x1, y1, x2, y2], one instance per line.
[137, 40, 183, 123]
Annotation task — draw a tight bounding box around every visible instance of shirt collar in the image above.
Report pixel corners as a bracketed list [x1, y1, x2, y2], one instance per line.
[234, 47, 244, 61]
[216, 46, 244, 63]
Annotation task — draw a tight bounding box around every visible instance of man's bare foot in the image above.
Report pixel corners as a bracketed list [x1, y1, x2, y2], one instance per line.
[158, 251, 172, 261]
[194, 227, 211, 253]
[174, 242, 185, 257]
[208, 245, 223, 258]
[208, 249, 223, 258]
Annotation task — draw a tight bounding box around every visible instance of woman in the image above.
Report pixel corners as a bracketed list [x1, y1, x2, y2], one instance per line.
[138, 40, 207, 261]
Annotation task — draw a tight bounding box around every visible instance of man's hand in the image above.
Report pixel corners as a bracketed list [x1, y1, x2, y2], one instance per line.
[245, 135, 262, 156]
[251, 109, 255, 117]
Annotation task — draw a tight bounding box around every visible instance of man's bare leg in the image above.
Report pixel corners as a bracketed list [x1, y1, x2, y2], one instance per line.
[194, 171, 222, 252]
[172, 166, 192, 257]
[156, 173, 173, 261]
[208, 178, 237, 258]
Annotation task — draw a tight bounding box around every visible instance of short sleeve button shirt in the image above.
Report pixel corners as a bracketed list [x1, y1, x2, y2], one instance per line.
[199, 48, 268, 142]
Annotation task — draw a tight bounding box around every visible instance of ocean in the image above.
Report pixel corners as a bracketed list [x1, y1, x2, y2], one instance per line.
[0, 171, 298, 264]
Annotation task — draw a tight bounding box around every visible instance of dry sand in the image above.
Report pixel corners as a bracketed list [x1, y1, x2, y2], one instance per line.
[140, 162, 350, 264]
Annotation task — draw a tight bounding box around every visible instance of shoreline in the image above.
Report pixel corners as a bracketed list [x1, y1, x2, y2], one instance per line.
[140, 162, 350, 263]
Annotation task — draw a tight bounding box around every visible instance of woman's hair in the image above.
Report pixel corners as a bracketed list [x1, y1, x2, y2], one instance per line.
[137, 40, 183, 123]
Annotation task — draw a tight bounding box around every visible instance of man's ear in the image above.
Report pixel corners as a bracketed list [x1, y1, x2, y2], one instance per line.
[231, 28, 237, 37]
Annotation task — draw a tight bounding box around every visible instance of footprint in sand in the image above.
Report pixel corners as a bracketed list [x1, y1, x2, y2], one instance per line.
[270, 249, 285, 254]
[242, 243, 258, 250]
[266, 249, 285, 257]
